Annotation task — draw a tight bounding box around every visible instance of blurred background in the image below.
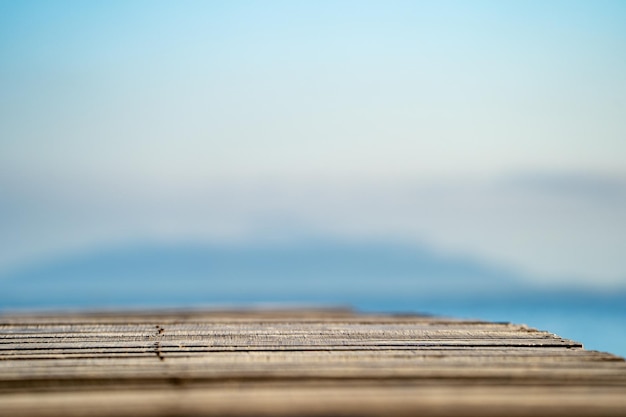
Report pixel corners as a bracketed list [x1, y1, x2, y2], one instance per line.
[1, 1, 625, 355]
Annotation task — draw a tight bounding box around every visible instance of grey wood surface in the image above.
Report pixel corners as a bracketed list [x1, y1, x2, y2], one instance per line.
[1, 309, 625, 416]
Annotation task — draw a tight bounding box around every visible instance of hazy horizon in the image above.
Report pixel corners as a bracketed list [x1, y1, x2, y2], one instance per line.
[2, 1, 625, 301]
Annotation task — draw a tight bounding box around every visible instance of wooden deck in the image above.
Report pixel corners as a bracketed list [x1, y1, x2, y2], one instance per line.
[1, 309, 626, 416]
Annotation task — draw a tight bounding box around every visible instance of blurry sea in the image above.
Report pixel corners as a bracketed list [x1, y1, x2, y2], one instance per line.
[2, 241, 625, 357]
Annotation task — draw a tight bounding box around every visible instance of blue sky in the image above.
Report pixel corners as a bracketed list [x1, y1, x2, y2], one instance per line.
[1, 1, 625, 287]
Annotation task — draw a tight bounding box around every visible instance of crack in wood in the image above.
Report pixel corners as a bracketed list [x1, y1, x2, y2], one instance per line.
[154, 326, 165, 361]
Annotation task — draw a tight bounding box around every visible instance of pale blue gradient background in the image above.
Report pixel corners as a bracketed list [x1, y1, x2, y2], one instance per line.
[1, 1, 625, 354]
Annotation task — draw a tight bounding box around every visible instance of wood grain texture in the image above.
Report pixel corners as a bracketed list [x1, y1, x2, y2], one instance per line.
[1, 309, 625, 416]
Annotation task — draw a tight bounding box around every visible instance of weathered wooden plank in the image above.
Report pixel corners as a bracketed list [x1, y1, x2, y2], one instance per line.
[0, 310, 625, 416]
[2, 385, 626, 417]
